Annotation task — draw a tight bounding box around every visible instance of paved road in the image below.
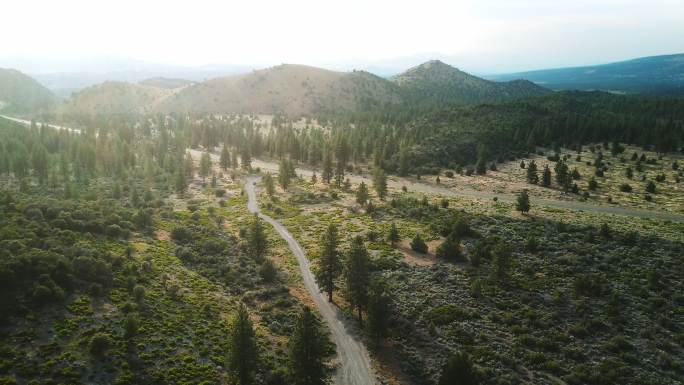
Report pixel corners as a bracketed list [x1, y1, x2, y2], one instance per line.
[244, 176, 376, 385]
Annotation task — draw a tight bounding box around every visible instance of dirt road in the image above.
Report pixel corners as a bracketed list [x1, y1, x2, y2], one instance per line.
[6, 112, 681, 223]
[244, 176, 377, 385]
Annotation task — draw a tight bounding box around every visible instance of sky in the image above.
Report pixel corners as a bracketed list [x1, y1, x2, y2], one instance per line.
[2, 0, 683, 74]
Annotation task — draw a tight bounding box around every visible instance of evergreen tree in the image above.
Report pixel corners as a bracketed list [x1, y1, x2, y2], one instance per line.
[387, 223, 399, 246]
[315, 224, 341, 302]
[263, 173, 275, 196]
[541, 165, 552, 187]
[344, 236, 371, 324]
[31, 144, 49, 184]
[220, 144, 231, 170]
[174, 169, 187, 194]
[398, 145, 409, 177]
[288, 307, 327, 385]
[322, 150, 333, 184]
[410, 233, 428, 253]
[436, 233, 463, 261]
[526, 160, 538, 184]
[373, 168, 388, 200]
[516, 190, 530, 214]
[248, 213, 267, 262]
[367, 282, 391, 344]
[438, 351, 479, 385]
[475, 144, 487, 175]
[356, 181, 369, 205]
[554, 159, 569, 187]
[278, 159, 292, 190]
[227, 304, 258, 385]
[241, 146, 252, 169]
[199, 152, 212, 181]
[492, 241, 512, 281]
[184, 152, 194, 178]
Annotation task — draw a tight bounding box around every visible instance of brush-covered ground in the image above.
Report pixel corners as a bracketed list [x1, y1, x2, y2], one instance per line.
[427, 144, 683, 214]
[0, 164, 334, 385]
[257, 173, 684, 385]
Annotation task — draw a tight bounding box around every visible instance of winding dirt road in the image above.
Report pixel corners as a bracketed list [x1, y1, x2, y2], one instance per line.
[244, 176, 376, 385]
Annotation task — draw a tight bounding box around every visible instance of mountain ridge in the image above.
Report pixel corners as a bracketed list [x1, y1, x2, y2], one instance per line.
[490, 53, 684, 95]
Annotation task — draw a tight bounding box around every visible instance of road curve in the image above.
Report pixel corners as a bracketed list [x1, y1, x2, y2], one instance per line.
[244, 176, 376, 385]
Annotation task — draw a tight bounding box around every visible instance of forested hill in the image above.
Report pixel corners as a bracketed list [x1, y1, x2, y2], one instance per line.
[491, 53, 684, 96]
[0, 68, 57, 113]
[392, 60, 550, 107]
[404, 91, 684, 169]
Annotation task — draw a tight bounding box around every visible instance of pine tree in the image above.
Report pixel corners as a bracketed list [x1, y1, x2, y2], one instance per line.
[184, 152, 194, 178]
[367, 282, 391, 344]
[438, 351, 479, 385]
[355, 181, 369, 205]
[322, 150, 333, 184]
[263, 173, 275, 196]
[288, 307, 327, 385]
[248, 213, 267, 262]
[278, 159, 292, 190]
[344, 236, 371, 324]
[492, 240, 512, 281]
[315, 224, 341, 302]
[410, 233, 428, 253]
[388, 223, 399, 246]
[475, 144, 487, 175]
[220, 144, 231, 170]
[373, 168, 387, 200]
[554, 159, 569, 187]
[398, 145, 409, 177]
[199, 152, 212, 181]
[526, 160, 538, 184]
[542, 165, 552, 187]
[516, 190, 530, 214]
[174, 169, 187, 194]
[241, 146, 252, 170]
[227, 304, 258, 385]
[31, 144, 49, 185]
[436, 233, 463, 261]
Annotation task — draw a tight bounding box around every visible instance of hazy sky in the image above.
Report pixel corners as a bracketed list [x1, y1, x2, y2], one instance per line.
[3, 0, 683, 74]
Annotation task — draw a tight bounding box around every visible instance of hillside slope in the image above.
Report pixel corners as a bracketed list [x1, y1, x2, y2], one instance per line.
[58, 81, 176, 116]
[392, 60, 550, 107]
[491, 53, 684, 95]
[156, 64, 402, 116]
[0, 68, 57, 113]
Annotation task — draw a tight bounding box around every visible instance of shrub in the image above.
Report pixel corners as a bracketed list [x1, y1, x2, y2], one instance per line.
[89, 333, 112, 357]
[410, 234, 428, 254]
[259, 259, 278, 283]
[171, 226, 193, 244]
[574, 273, 605, 297]
[619, 183, 632, 192]
[436, 235, 464, 261]
[215, 188, 226, 197]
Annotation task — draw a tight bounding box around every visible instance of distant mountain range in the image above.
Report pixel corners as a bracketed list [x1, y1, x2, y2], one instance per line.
[5, 53, 684, 117]
[52, 61, 549, 117]
[490, 53, 684, 95]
